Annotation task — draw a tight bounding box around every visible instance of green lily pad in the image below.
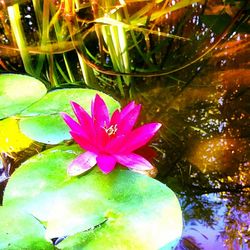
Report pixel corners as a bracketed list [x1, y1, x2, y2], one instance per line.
[0, 74, 47, 119]
[19, 89, 120, 144]
[3, 144, 182, 249]
[20, 88, 119, 116]
[19, 115, 71, 144]
[0, 205, 53, 249]
[57, 216, 180, 250]
[3, 144, 82, 221]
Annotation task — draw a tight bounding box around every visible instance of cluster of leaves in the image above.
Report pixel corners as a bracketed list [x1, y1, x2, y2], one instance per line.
[0, 0, 220, 93]
[0, 73, 119, 146]
[0, 74, 182, 249]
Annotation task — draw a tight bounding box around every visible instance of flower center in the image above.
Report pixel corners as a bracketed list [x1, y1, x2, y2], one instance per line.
[103, 124, 118, 136]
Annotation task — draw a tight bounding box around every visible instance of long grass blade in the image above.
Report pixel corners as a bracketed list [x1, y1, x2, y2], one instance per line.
[7, 4, 34, 75]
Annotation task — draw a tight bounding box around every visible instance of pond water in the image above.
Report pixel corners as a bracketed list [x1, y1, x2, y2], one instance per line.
[131, 39, 250, 249]
[0, 0, 249, 249]
[131, 32, 250, 249]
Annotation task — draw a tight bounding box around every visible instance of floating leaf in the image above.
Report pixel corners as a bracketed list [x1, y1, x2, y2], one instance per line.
[19, 115, 70, 144]
[4, 144, 182, 249]
[0, 74, 47, 119]
[0, 205, 53, 249]
[3, 145, 82, 221]
[19, 89, 120, 144]
[20, 88, 119, 116]
[0, 117, 33, 153]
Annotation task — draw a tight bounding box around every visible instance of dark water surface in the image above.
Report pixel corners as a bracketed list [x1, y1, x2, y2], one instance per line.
[132, 34, 250, 250]
[0, 0, 249, 249]
[132, 37, 250, 249]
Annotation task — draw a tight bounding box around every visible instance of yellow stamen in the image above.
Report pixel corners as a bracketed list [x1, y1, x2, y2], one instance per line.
[104, 124, 118, 136]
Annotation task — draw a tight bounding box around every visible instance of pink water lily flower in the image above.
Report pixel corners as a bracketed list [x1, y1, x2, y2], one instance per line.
[61, 94, 161, 176]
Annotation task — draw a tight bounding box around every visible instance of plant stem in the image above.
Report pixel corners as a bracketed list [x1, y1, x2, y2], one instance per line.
[7, 4, 34, 75]
[64, 0, 96, 87]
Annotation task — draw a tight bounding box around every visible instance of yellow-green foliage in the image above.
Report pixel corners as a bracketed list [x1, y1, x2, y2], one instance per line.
[0, 118, 33, 153]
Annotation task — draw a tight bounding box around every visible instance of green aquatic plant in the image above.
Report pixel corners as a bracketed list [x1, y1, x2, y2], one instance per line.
[2, 145, 183, 249]
[1, 0, 204, 93]
[5, 0, 96, 87]
[0, 73, 182, 249]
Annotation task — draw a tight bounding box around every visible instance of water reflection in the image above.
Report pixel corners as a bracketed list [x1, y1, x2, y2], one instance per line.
[176, 192, 250, 250]
[132, 16, 249, 248]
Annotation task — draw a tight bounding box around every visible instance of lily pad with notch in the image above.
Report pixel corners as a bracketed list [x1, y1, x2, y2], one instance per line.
[19, 89, 120, 144]
[0, 74, 47, 119]
[3, 144, 183, 249]
[0, 205, 54, 249]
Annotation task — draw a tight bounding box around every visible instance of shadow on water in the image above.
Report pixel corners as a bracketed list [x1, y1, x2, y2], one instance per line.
[0, 0, 249, 249]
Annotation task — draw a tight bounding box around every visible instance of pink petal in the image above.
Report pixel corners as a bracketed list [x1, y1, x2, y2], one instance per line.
[119, 123, 162, 153]
[70, 101, 95, 139]
[68, 151, 97, 176]
[105, 135, 126, 153]
[91, 94, 110, 127]
[115, 153, 153, 170]
[110, 109, 120, 125]
[95, 125, 109, 148]
[60, 112, 83, 133]
[120, 101, 136, 119]
[117, 104, 141, 135]
[96, 154, 117, 174]
[70, 131, 98, 153]
[109, 101, 135, 125]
